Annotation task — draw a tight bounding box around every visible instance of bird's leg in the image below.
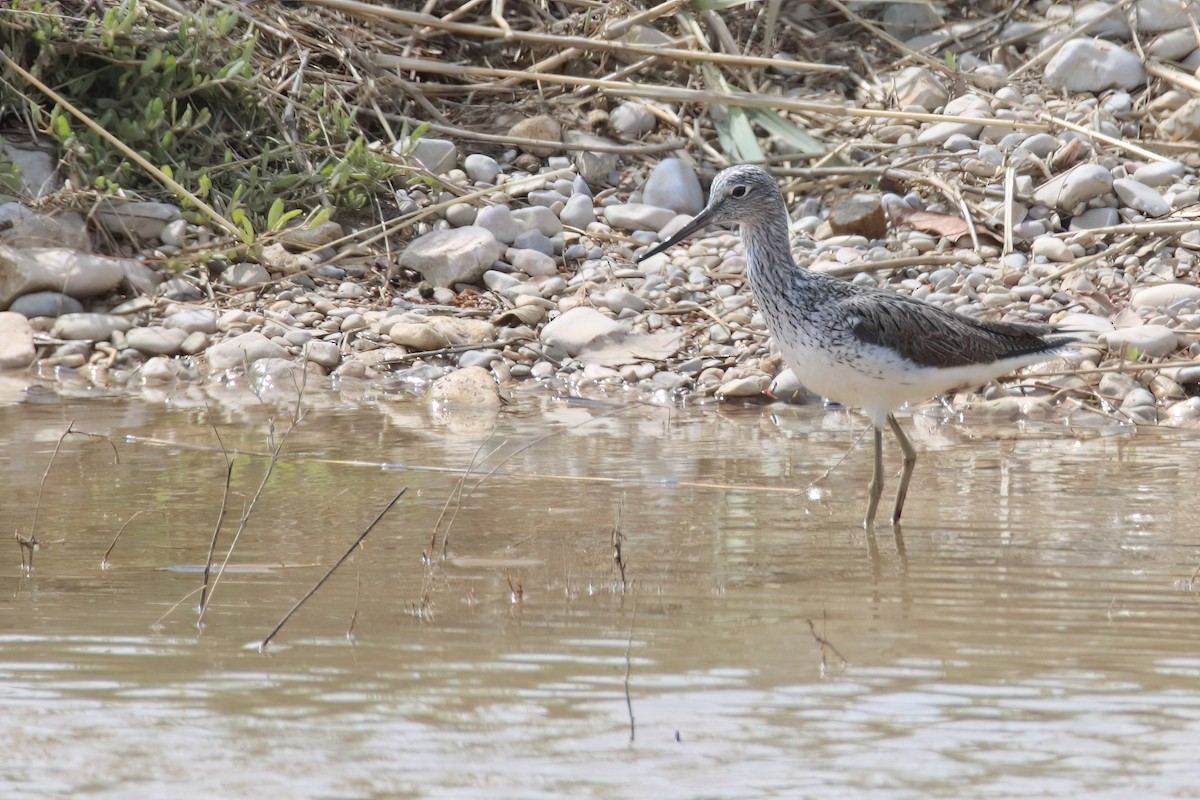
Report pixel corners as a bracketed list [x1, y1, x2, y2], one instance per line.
[864, 425, 884, 529]
[888, 414, 917, 524]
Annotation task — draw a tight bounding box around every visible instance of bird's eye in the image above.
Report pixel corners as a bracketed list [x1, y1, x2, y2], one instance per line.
[730, 185, 749, 198]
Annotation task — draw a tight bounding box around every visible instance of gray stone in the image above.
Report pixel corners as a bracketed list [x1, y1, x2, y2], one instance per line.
[540, 306, 623, 356]
[886, 67, 948, 112]
[1032, 164, 1113, 211]
[141, 355, 180, 381]
[609, 102, 656, 139]
[304, 339, 341, 369]
[0, 311, 35, 368]
[1136, 0, 1200, 32]
[1114, 178, 1171, 217]
[94, 201, 182, 240]
[509, 248, 557, 277]
[398, 226, 503, 287]
[0, 210, 89, 250]
[511, 206, 563, 237]
[603, 203, 677, 232]
[0, 246, 126, 307]
[1031, 236, 1073, 262]
[603, 288, 649, 314]
[51, 313, 132, 341]
[512, 229, 553, 255]
[1098, 372, 1140, 400]
[463, 153, 501, 184]
[221, 262, 271, 288]
[207, 331, 289, 370]
[1158, 98, 1200, 140]
[566, 131, 619, 184]
[8, 291, 83, 318]
[1131, 283, 1200, 310]
[445, 204, 477, 227]
[180, 331, 209, 355]
[160, 277, 203, 301]
[1069, 207, 1120, 230]
[717, 375, 769, 398]
[509, 116, 562, 157]
[475, 205, 525, 244]
[1099, 325, 1178, 358]
[159, 219, 189, 248]
[642, 158, 705, 216]
[426, 365, 501, 408]
[560, 194, 596, 229]
[1045, 39, 1146, 92]
[1148, 29, 1199, 60]
[277, 220, 344, 250]
[1, 142, 58, 197]
[336, 282, 366, 298]
[1134, 161, 1186, 187]
[164, 309, 218, 334]
[882, 0, 941, 38]
[126, 325, 188, 356]
[408, 138, 458, 175]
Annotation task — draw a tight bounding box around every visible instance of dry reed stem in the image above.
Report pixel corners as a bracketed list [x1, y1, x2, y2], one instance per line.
[379, 54, 1047, 134]
[1039, 111, 1172, 163]
[260, 487, 407, 651]
[200, 417, 236, 613]
[101, 509, 164, 569]
[315, 0, 847, 73]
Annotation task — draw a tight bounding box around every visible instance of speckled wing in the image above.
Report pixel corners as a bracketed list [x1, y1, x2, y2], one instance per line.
[843, 291, 1073, 369]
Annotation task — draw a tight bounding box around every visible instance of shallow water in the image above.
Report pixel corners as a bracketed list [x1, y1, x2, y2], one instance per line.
[3, 376, 1200, 799]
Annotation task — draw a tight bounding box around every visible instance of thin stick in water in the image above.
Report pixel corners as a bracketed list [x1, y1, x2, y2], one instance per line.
[260, 487, 407, 651]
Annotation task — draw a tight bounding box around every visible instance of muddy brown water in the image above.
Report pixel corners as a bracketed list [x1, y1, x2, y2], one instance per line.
[2, 375, 1200, 798]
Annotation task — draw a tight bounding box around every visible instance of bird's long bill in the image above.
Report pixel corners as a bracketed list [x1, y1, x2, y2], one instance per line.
[636, 206, 718, 262]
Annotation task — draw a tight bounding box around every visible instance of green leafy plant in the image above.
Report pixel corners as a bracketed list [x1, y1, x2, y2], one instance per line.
[0, 0, 401, 239]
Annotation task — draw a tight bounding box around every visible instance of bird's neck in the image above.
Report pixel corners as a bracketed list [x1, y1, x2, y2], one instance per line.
[739, 204, 802, 290]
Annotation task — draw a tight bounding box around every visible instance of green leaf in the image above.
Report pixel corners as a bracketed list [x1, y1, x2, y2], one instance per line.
[267, 197, 285, 231]
[744, 107, 826, 156]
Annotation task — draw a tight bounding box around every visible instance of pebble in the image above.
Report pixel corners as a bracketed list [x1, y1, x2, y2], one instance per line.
[609, 102, 656, 139]
[51, 313, 131, 341]
[408, 138, 458, 175]
[512, 206, 563, 237]
[509, 249, 558, 277]
[1044, 38, 1146, 92]
[560, 194, 597, 229]
[207, 331, 289, 370]
[164, 309, 218, 334]
[886, 66, 948, 112]
[509, 116, 562, 157]
[1131, 283, 1200, 310]
[94, 200, 182, 240]
[1134, 161, 1186, 187]
[427, 366, 501, 408]
[304, 339, 341, 369]
[1033, 164, 1113, 211]
[475, 205, 526, 244]
[398, 226, 503, 287]
[642, 159, 705, 215]
[8, 291, 83, 318]
[126, 326, 188, 356]
[221, 262, 271, 288]
[1113, 178, 1170, 217]
[0, 246, 127, 307]
[566, 131, 619, 183]
[463, 153, 501, 184]
[0, 312, 35, 368]
[1099, 325, 1178, 358]
[603, 203, 677, 232]
[540, 306, 622, 356]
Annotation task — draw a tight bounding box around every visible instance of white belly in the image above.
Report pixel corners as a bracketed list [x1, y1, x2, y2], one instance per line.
[777, 336, 1055, 428]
